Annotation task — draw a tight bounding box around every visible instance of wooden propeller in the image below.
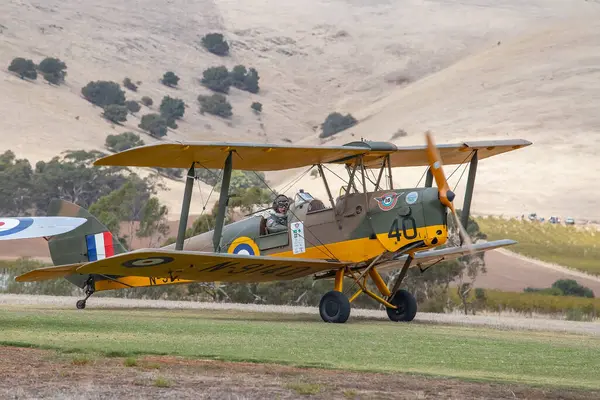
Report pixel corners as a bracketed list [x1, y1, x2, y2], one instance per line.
[425, 131, 456, 212]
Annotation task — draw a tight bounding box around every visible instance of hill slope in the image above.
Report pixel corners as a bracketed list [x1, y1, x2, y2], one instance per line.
[2, 0, 599, 217]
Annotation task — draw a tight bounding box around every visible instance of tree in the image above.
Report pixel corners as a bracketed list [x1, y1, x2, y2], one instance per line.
[201, 66, 231, 94]
[38, 57, 67, 85]
[102, 104, 128, 123]
[138, 113, 168, 137]
[201, 33, 230, 56]
[136, 197, 170, 247]
[161, 71, 180, 87]
[159, 96, 185, 129]
[198, 94, 232, 118]
[0, 151, 34, 215]
[141, 96, 153, 107]
[251, 102, 262, 113]
[81, 81, 126, 107]
[125, 100, 141, 113]
[230, 65, 259, 93]
[320, 112, 358, 138]
[105, 132, 145, 153]
[8, 57, 37, 80]
[123, 77, 137, 91]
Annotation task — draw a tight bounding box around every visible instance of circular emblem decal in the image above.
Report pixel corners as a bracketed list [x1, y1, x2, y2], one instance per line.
[374, 192, 402, 212]
[227, 237, 260, 256]
[0, 217, 34, 237]
[405, 191, 419, 205]
[122, 256, 174, 268]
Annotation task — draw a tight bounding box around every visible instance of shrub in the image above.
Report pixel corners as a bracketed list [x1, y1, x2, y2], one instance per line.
[319, 112, 358, 138]
[123, 77, 138, 91]
[8, 57, 37, 80]
[125, 100, 141, 113]
[155, 167, 183, 179]
[198, 94, 232, 118]
[159, 96, 185, 129]
[105, 132, 145, 152]
[141, 96, 153, 107]
[230, 65, 259, 93]
[161, 71, 180, 87]
[251, 102, 262, 113]
[201, 66, 231, 94]
[38, 57, 67, 84]
[102, 105, 128, 123]
[138, 113, 168, 137]
[201, 33, 229, 56]
[81, 81, 126, 107]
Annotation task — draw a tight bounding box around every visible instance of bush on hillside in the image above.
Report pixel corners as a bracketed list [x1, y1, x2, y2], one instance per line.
[81, 81, 126, 107]
[38, 57, 67, 85]
[123, 77, 138, 92]
[141, 96, 153, 107]
[230, 65, 260, 93]
[155, 167, 184, 180]
[159, 96, 185, 129]
[8, 57, 37, 80]
[251, 102, 262, 113]
[105, 132, 145, 152]
[525, 279, 595, 298]
[125, 100, 141, 113]
[161, 71, 180, 87]
[201, 33, 229, 56]
[138, 113, 168, 137]
[198, 94, 232, 118]
[201, 66, 231, 94]
[102, 104, 128, 123]
[319, 112, 358, 138]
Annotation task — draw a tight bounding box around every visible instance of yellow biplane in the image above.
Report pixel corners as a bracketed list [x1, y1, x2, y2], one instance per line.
[16, 132, 530, 323]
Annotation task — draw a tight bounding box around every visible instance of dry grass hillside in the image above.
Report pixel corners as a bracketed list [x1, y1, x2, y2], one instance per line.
[2, 0, 599, 218]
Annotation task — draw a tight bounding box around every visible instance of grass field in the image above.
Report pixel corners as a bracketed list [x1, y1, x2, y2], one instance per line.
[475, 217, 600, 276]
[1, 305, 600, 391]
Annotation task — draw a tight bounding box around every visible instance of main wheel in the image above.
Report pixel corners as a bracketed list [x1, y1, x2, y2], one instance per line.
[319, 291, 351, 323]
[76, 300, 86, 310]
[386, 289, 417, 322]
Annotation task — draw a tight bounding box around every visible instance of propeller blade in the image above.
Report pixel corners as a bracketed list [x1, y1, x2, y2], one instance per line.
[425, 131, 455, 212]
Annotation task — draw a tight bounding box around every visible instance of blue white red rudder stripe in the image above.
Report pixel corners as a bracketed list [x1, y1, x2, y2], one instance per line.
[85, 232, 115, 261]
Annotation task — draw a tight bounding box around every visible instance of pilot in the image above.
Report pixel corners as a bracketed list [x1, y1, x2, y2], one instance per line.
[266, 194, 290, 233]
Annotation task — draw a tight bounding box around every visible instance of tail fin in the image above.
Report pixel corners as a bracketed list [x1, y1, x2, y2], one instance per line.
[46, 199, 127, 288]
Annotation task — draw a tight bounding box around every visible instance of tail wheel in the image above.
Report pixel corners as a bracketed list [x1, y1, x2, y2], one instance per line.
[319, 291, 351, 323]
[76, 300, 86, 310]
[386, 289, 417, 322]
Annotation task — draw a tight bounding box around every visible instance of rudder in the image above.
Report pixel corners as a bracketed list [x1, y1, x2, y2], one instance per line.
[46, 199, 126, 288]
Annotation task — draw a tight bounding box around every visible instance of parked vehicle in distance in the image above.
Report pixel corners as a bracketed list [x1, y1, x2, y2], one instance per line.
[565, 217, 575, 225]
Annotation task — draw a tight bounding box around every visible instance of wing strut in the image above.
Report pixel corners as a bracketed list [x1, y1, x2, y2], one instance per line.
[213, 151, 233, 252]
[460, 150, 478, 244]
[175, 164, 196, 250]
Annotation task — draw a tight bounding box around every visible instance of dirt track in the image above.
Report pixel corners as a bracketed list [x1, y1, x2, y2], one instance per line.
[2, 294, 599, 336]
[0, 346, 598, 400]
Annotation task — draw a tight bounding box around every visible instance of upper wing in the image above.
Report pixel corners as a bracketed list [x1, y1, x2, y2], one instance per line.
[75, 249, 350, 282]
[93, 142, 368, 171]
[0, 217, 87, 241]
[375, 139, 532, 168]
[375, 239, 517, 272]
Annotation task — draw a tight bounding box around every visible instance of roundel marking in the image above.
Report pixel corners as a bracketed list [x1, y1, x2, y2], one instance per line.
[122, 256, 174, 268]
[0, 217, 34, 237]
[227, 237, 260, 256]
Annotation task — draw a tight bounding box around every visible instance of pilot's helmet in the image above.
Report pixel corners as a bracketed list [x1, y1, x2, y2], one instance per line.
[273, 194, 290, 213]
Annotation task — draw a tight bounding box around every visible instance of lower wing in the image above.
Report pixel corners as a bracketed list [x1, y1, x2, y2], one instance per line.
[17, 249, 350, 284]
[376, 239, 517, 272]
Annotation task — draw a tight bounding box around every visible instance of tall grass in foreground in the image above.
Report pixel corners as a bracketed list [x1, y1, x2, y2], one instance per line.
[475, 216, 600, 276]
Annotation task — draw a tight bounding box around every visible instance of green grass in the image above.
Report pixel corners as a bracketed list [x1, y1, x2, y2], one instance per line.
[476, 216, 600, 276]
[1, 307, 600, 390]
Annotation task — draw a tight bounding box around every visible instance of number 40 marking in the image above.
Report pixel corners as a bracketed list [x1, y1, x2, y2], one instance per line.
[388, 216, 418, 240]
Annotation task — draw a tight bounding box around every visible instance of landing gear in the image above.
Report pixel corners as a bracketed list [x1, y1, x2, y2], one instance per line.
[386, 289, 417, 322]
[319, 291, 351, 323]
[76, 278, 95, 310]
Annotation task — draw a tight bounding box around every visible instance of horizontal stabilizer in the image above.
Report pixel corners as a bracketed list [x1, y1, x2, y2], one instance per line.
[15, 263, 85, 282]
[0, 217, 86, 241]
[76, 249, 349, 283]
[377, 239, 517, 271]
